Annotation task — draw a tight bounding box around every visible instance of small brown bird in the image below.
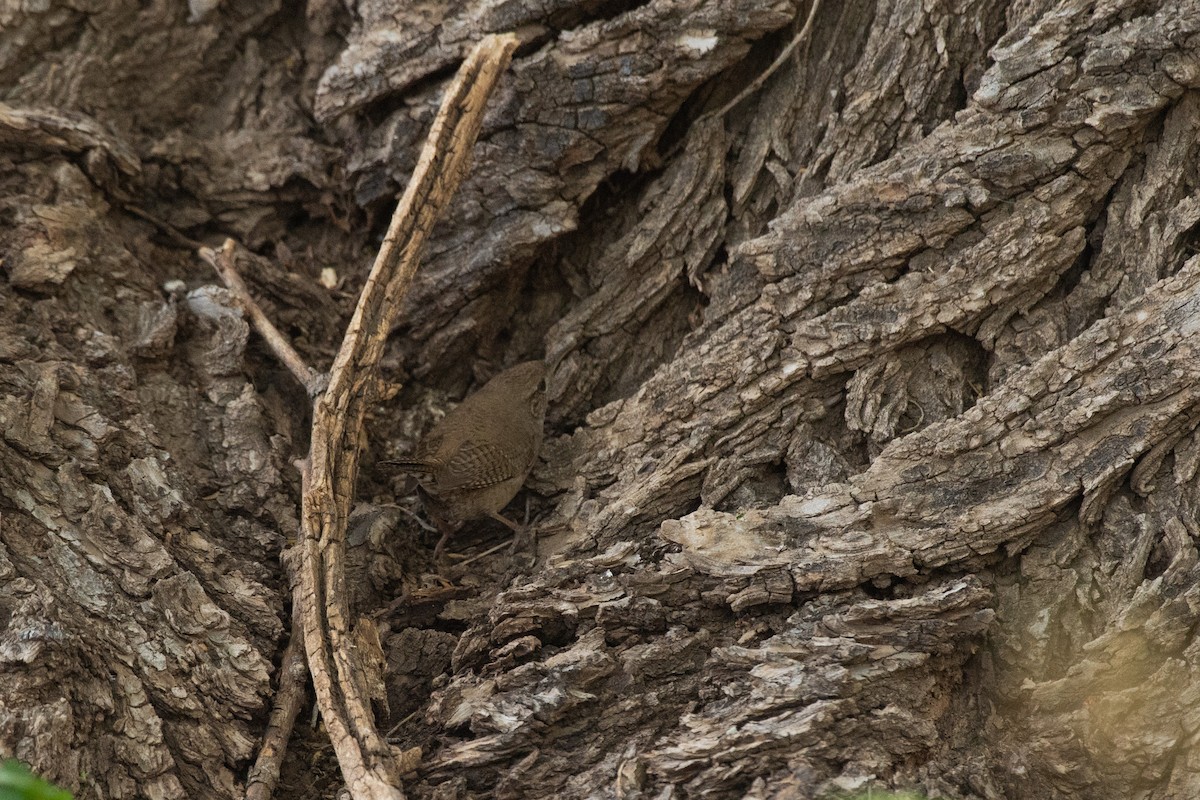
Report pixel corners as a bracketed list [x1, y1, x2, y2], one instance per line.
[383, 361, 547, 557]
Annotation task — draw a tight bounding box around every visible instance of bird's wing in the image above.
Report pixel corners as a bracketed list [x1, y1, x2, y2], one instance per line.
[378, 458, 436, 474]
[436, 441, 520, 491]
[380, 429, 447, 474]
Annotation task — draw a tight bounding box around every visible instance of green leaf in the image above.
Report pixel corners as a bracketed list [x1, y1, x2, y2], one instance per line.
[0, 760, 73, 800]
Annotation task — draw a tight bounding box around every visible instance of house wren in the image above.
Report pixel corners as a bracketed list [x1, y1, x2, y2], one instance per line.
[383, 360, 547, 557]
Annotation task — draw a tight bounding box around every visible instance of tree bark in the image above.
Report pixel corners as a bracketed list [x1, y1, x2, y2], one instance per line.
[3, 0, 1200, 798]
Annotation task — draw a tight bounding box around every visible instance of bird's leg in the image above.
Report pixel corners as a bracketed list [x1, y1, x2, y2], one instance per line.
[489, 510, 539, 564]
[431, 516, 458, 561]
[521, 496, 537, 560]
[488, 511, 525, 535]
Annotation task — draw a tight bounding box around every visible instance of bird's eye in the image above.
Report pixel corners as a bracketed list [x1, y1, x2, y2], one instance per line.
[537, 378, 547, 393]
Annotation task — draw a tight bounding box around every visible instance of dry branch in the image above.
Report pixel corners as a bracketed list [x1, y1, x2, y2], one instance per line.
[196, 231, 324, 800]
[245, 555, 308, 800]
[194, 32, 519, 800]
[296, 34, 519, 800]
[199, 240, 328, 397]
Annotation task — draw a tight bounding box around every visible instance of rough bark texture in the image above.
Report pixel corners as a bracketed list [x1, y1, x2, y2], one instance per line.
[3, 0, 1200, 799]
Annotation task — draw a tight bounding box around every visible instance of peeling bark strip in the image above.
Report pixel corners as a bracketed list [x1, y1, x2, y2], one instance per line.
[664, 253, 1200, 595]
[0, 102, 142, 188]
[297, 35, 518, 800]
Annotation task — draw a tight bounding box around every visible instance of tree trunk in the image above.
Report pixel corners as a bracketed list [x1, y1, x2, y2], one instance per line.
[3, 0, 1200, 798]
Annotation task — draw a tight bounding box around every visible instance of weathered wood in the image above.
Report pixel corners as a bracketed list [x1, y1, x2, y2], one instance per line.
[664, 253, 1200, 594]
[298, 34, 519, 800]
[542, 0, 1200, 546]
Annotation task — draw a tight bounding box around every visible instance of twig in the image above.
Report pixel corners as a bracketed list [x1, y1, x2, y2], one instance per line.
[385, 711, 420, 741]
[450, 538, 512, 569]
[371, 584, 470, 622]
[245, 551, 308, 800]
[198, 241, 325, 798]
[195, 230, 326, 800]
[296, 34, 519, 800]
[123, 204, 207, 250]
[696, 0, 822, 125]
[199, 239, 328, 397]
[379, 502, 438, 533]
[193, 33, 518, 800]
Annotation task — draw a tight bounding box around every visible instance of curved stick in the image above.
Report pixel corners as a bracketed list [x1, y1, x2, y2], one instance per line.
[297, 34, 519, 800]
